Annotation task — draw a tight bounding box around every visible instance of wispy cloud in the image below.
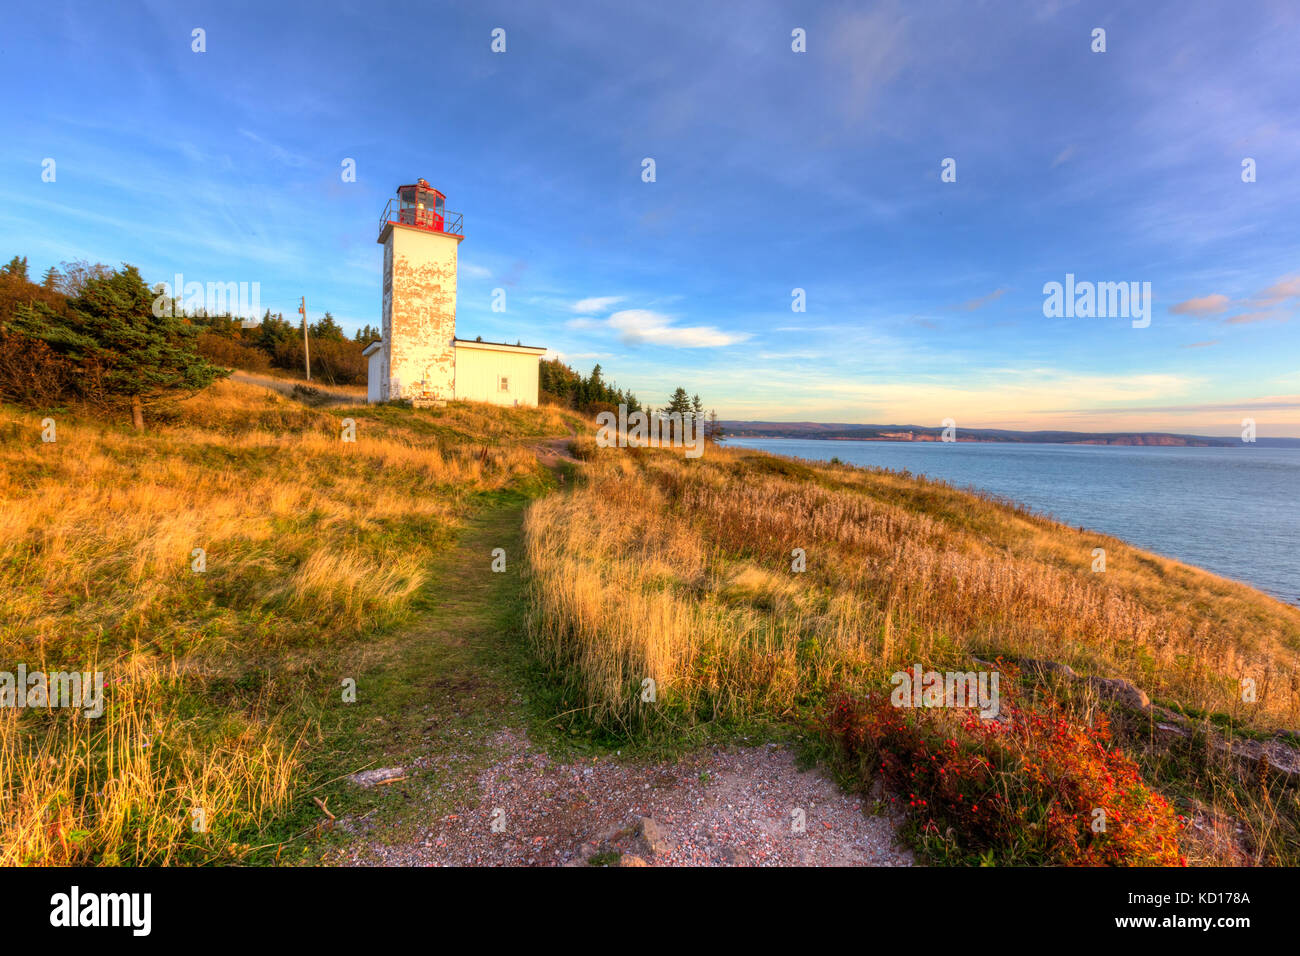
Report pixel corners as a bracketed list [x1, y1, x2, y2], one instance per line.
[1170, 293, 1230, 316]
[1225, 310, 1286, 325]
[1255, 275, 1300, 306]
[824, 4, 911, 120]
[959, 288, 1007, 311]
[573, 295, 625, 313]
[237, 129, 311, 168]
[1170, 275, 1300, 325]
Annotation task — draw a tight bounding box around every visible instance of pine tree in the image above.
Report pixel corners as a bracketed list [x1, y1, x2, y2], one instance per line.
[2, 256, 29, 281]
[667, 387, 691, 417]
[310, 311, 345, 341]
[11, 264, 226, 429]
[256, 310, 294, 355]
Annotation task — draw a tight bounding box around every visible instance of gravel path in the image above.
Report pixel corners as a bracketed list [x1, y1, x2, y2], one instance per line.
[343, 731, 912, 867]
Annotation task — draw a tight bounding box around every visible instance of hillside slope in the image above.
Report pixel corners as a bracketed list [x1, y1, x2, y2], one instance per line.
[0, 380, 582, 864]
[525, 439, 1300, 863]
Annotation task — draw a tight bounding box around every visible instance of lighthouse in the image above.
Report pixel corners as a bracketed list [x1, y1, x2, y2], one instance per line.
[368, 179, 545, 406]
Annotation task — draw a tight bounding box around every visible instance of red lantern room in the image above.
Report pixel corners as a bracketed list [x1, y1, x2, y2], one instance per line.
[378, 179, 463, 238]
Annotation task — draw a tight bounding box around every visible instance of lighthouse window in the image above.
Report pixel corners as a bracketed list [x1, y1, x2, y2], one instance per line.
[498, 375, 510, 391]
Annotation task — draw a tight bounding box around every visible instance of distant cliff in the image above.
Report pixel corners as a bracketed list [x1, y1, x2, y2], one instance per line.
[717, 422, 1246, 446]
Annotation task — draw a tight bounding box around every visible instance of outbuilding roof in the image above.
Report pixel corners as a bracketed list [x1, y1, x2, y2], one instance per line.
[453, 337, 547, 354]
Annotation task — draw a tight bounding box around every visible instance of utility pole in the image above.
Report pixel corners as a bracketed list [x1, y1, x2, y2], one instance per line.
[298, 296, 311, 381]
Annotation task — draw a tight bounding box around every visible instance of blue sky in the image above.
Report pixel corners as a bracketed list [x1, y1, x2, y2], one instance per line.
[3, 0, 1298, 434]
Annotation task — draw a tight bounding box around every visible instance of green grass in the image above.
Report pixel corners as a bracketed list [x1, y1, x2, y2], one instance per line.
[256, 494, 537, 861]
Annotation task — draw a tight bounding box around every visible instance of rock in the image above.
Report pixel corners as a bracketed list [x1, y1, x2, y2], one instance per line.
[618, 854, 649, 867]
[1018, 658, 1079, 680]
[597, 822, 637, 844]
[721, 846, 751, 866]
[1085, 676, 1151, 711]
[637, 816, 673, 857]
[1218, 737, 1300, 781]
[347, 767, 406, 787]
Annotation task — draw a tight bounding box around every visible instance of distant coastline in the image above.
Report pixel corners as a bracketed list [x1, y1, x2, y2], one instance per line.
[719, 422, 1300, 448]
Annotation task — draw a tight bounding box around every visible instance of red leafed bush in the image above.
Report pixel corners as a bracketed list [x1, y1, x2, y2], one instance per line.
[826, 690, 1185, 866]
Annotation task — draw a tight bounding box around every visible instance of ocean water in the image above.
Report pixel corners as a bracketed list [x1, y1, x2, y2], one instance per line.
[725, 438, 1300, 606]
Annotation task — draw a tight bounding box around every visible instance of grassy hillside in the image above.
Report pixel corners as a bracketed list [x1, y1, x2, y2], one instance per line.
[0, 380, 582, 864]
[6, 383, 1297, 866]
[526, 439, 1300, 863]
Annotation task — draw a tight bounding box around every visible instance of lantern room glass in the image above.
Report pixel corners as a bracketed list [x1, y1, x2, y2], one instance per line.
[388, 183, 452, 233]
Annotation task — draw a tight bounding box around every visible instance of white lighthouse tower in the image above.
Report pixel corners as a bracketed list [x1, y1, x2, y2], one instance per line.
[367, 179, 546, 407]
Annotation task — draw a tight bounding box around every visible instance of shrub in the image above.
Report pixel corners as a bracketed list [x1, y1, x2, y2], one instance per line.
[196, 331, 272, 372]
[0, 329, 80, 407]
[825, 687, 1186, 866]
[567, 436, 599, 461]
[274, 338, 367, 386]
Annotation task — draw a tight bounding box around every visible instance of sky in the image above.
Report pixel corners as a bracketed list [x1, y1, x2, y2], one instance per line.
[2, 0, 1298, 435]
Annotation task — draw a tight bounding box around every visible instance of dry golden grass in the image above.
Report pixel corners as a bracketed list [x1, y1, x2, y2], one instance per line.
[0, 656, 298, 866]
[0, 379, 578, 864]
[526, 442, 1300, 734]
[2, 379, 556, 659]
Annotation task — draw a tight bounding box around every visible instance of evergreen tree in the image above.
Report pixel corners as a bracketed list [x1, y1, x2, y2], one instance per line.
[537, 357, 640, 412]
[11, 264, 226, 429]
[2, 256, 29, 281]
[708, 409, 723, 440]
[666, 387, 692, 417]
[256, 310, 294, 355]
[309, 311, 345, 341]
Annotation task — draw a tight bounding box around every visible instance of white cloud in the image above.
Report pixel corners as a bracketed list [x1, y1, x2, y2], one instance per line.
[573, 295, 625, 313]
[605, 309, 751, 348]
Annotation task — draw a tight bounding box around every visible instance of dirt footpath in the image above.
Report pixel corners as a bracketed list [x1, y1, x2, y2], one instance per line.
[312, 428, 910, 868]
[230, 370, 362, 405]
[342, 731, 912, 867]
